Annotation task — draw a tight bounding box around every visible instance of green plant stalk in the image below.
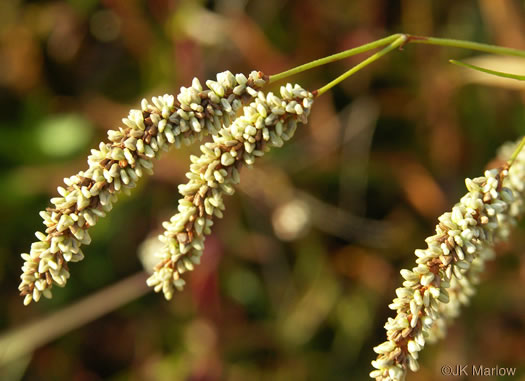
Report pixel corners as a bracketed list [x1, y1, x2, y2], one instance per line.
[269, 33, 525, 160]
[409, 35, 525, 57]
[269, 34, 525, 85]
[315, 35, 407, 96]
[267, 34, 403, 84]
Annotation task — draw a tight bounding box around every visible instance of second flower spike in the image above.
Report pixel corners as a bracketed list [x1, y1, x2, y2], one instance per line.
[146, 83, 315, 300]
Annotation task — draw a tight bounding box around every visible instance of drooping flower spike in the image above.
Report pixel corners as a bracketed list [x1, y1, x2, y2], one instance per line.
[146, 84, 314, 300]
[18, 71, 267, 305]
[370, 139, 525, 381]
[426, 140, 525, 343]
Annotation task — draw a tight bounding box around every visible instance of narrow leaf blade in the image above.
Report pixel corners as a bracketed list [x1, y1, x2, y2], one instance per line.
[449, 59, 525, 81]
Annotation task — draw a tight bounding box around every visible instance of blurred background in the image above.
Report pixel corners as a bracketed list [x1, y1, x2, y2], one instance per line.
[1, 0, 525, 380]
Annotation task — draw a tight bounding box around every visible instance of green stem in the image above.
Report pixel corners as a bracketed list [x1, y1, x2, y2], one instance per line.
[408, 35, 525, 58]
[508, 136, 525, 167]
[268, 34, 403, 84]
[268, 34, 525, 85]
[315, 35, 408, 96]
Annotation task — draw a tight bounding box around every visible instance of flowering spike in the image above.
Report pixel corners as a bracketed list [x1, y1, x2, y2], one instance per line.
[370, 140, 525, 380]
[145, 84, 314, 300]
[18, 71, 268, 304]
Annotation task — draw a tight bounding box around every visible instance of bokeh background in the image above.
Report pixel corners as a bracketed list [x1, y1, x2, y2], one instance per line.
[1, 0, 525, 380]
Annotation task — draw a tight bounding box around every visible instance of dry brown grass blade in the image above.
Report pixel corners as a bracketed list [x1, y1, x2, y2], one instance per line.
[0, 272, 150, 367]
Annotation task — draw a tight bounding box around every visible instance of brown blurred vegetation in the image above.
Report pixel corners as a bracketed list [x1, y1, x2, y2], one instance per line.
[0, 0, 525, 380]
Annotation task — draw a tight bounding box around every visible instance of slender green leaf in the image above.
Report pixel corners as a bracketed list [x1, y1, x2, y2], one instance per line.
[450, 59, 525, 81]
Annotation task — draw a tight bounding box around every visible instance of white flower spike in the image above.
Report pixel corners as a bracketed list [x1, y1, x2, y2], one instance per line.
[145, 84, 314, 300]
[371, 139, 525, 380]
[19, 71, 267, 304]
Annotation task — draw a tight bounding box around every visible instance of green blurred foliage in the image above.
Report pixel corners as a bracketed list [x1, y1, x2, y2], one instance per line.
[1, 0, 525, 380]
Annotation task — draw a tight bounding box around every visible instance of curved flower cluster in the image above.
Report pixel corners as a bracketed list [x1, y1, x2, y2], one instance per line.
[371, 165, 517, 380]
[146, 84, 314, 300]
[427, 140, 525, 343]
[19, 71, 267, 305]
